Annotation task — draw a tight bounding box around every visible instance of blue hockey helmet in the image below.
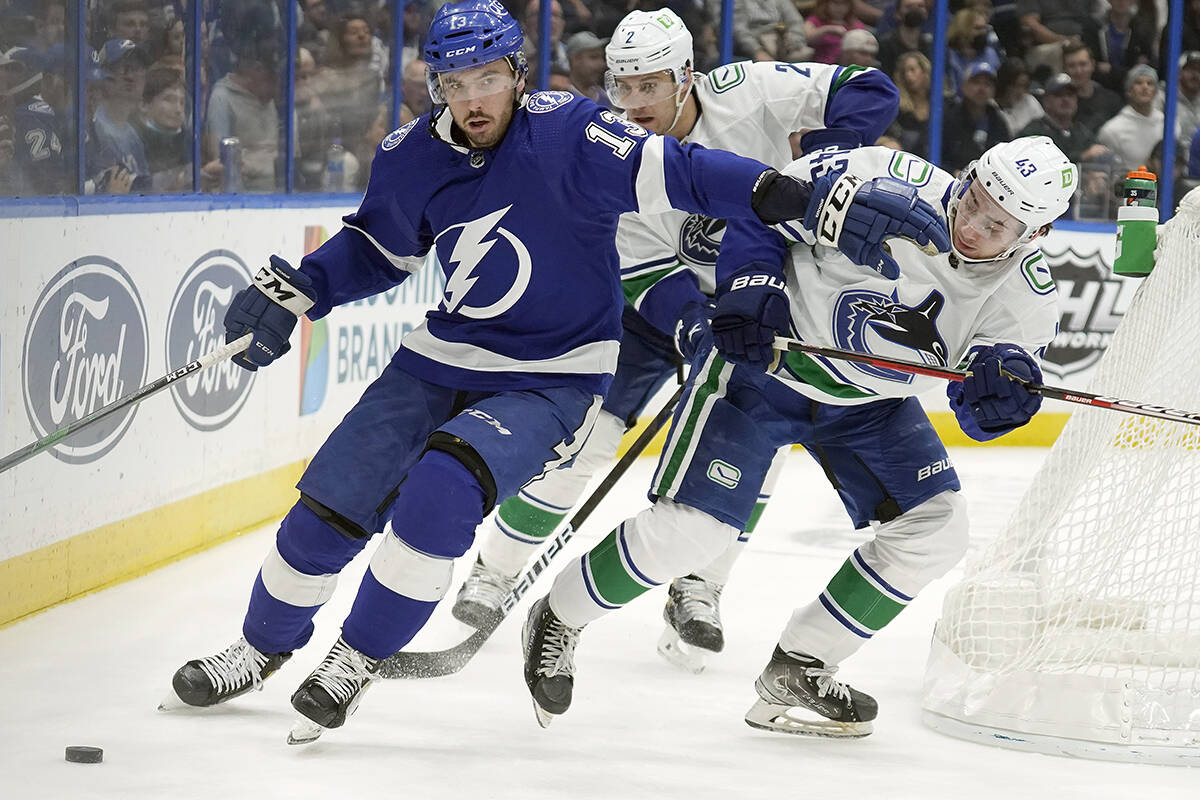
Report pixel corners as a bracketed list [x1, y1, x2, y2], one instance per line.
[423, 0, 525, 74]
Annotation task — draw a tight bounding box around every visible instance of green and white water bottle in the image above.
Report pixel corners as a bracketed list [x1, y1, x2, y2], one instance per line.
[1113, 166, 1158, 277]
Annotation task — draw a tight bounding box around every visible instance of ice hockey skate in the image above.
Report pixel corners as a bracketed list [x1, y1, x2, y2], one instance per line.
[159, 636, 292, 710]
[657, 575, 724, 674]
[744, 646, 878, 738]
[451, 556, 519, 629]
[287, 636, 380, 745]
[522, 596, 582, 728]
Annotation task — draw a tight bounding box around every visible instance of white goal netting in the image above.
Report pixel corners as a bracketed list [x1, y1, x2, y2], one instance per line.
[922, 191, 1200, 765]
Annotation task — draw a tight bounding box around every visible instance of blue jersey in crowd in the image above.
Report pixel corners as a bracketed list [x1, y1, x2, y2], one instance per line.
[298, 90, 770, 395]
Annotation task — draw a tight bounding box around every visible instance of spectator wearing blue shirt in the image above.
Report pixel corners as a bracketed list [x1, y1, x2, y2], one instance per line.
[91, 38, 152, 193]
[946, 8, 1002, 95]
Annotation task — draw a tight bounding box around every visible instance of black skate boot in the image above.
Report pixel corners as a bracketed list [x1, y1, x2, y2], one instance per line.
[287, 636, 380, 745]
[452, 556, 519, 630]
[657, 575, 724, 674]
[522, 596, 582, 728]
[744, 646, 878, 738]
[160, 636, 291, 710]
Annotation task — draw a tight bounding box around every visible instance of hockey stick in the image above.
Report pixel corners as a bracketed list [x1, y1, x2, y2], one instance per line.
[0, 333, 254, 474]
[379, 384, 686, 680]
[775, 337, 1200, 427]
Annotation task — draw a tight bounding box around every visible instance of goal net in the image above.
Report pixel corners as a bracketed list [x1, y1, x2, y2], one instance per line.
[921, 190, 1200, 765]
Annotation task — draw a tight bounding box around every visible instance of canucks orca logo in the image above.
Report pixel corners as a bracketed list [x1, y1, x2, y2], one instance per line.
[436, 205, 533, 319]
[678, 214, 726, 267]
[833, 289, 948, 382]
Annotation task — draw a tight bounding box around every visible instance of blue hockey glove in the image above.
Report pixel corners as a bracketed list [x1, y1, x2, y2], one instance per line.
[674, 301, 714, 361]
[224, 255, 317, 371]
[803, 172, 951, 280]
[711, 265, 790, 369]
[952, 344, 1043, 437]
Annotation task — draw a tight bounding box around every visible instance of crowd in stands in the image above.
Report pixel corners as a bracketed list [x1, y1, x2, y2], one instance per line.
[0, 0, 1197, 218]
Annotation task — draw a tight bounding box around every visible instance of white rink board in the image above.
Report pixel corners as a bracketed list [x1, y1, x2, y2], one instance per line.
[0, 211, 1126, 565]
[0, 207, 440, 562]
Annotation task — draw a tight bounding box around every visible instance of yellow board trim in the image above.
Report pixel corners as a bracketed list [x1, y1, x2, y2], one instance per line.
[3, 409, 1067, 629]
[616, 411, 1070, 457]
[0, 460, 306, 629]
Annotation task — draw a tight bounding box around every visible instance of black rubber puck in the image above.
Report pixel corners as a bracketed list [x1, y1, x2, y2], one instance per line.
[65, 746, 103, 764]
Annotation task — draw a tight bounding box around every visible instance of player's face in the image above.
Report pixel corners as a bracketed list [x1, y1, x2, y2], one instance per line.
[952, 182, 1023, 260]
[441, 62, 522, 148]
[608, 70, 680, 133]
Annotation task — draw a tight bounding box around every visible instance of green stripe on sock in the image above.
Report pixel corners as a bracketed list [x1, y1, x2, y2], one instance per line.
[655, 355, 725, 496]
[744, 501, 767, 534]
[586, 529, 652, 606]
[497, 496, 567, 539]
[825, 557, 907, 631]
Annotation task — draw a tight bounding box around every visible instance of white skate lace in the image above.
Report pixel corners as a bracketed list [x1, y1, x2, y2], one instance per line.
[462, 559, 519, 608]
[538, 615, 581, 678]
[672, 577, 723, 628]
[310, 639, 377, 704]
[808, 665, 852, 705]
[197, 637, 269, 694]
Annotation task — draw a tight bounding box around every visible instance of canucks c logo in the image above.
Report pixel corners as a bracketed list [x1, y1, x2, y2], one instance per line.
[833, 289, 948, 381]
[678, 214, 726, 267]
[436, 205, 533, 319]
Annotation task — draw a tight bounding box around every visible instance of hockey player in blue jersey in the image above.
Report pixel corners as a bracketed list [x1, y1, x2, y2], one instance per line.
[159, 0, 946, 744]
[452, 8, 902, 674]
[522, 137, 1074, 731]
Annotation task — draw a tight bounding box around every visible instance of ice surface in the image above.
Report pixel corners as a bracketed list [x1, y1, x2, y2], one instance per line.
[1, 449, 1193, 799]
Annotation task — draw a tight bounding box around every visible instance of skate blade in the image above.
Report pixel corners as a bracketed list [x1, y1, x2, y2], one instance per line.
[656, 627, 709, 674]
[744, 699, 873, 739]
[287, 717, 326, 745]
[531, 699, 557, 729]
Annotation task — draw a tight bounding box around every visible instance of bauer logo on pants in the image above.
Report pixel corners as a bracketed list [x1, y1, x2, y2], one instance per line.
[166, 250, 255, 430]
[22, 257, 149, 464]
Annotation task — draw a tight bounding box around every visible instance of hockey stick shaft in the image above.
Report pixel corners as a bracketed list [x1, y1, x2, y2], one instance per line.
[0, 334, 254, 474]
[774, 337, 1200, 427]
[378, 384, 686, 679]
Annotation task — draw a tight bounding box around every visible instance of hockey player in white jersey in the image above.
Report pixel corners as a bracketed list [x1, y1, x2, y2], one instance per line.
[521, 136, 1077, 732]
[452, 8, 900, 672]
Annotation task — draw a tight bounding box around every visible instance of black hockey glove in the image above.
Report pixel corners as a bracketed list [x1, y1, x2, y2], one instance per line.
[225, 256, 317, 371]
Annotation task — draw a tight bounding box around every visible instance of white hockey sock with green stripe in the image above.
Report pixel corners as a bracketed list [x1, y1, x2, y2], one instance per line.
[478, 411, 627, 577]
[549, 499, 737, 628]
[779, 491, 968, 664]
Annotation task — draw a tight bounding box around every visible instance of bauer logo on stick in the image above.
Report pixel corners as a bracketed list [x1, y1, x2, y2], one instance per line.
[22, 257, 149, 464]
[166, 250, 256, 431]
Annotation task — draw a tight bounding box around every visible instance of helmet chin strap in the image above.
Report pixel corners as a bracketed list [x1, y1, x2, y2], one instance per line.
[666, 74, 695, 135]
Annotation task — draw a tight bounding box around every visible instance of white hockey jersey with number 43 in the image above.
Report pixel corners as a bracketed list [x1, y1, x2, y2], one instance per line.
[617, 62, 899, 337]
[720, 145, 1061, 406]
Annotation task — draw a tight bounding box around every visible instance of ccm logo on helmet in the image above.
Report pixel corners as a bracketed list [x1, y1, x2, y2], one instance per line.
[446, 46, 477, 58]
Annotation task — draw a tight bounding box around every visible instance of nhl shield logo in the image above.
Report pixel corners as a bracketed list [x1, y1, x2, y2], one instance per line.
[1039, 244, 1135, 379]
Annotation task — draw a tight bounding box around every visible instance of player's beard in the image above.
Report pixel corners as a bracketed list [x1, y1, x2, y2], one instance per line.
[461, 97, 516, 149]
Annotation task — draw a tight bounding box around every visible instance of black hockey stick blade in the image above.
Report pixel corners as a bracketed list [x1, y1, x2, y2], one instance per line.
[0, 334, 254, 474]
[378, 384, 685, 679]
[774, 337, 1200, 427]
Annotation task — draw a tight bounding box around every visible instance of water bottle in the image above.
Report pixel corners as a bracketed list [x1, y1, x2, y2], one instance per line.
[323, 139, 346, 192]
[1113, 166, 1158, 277]
[220, 137, 242, 193]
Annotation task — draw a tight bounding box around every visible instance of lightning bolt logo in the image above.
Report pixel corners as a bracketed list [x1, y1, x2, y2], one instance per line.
[436, 205, 533, 320]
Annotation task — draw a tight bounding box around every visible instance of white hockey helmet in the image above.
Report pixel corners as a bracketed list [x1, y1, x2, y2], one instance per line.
[948, 136, 1079, 263]
[604, 9, 694, 116]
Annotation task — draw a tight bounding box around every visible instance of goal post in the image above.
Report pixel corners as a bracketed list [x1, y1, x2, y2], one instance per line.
[921, 191, 1200, 766]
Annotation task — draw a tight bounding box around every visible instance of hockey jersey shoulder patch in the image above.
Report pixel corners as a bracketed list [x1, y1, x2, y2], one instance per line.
[527, 91, 575, 114]
[707, 62, 748, 94]
[382, 119, 420, 151]
[1020, 250, 1055, 296]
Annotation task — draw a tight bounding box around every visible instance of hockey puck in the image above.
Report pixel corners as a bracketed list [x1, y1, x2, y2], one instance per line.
[65, 746, 103, 764]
